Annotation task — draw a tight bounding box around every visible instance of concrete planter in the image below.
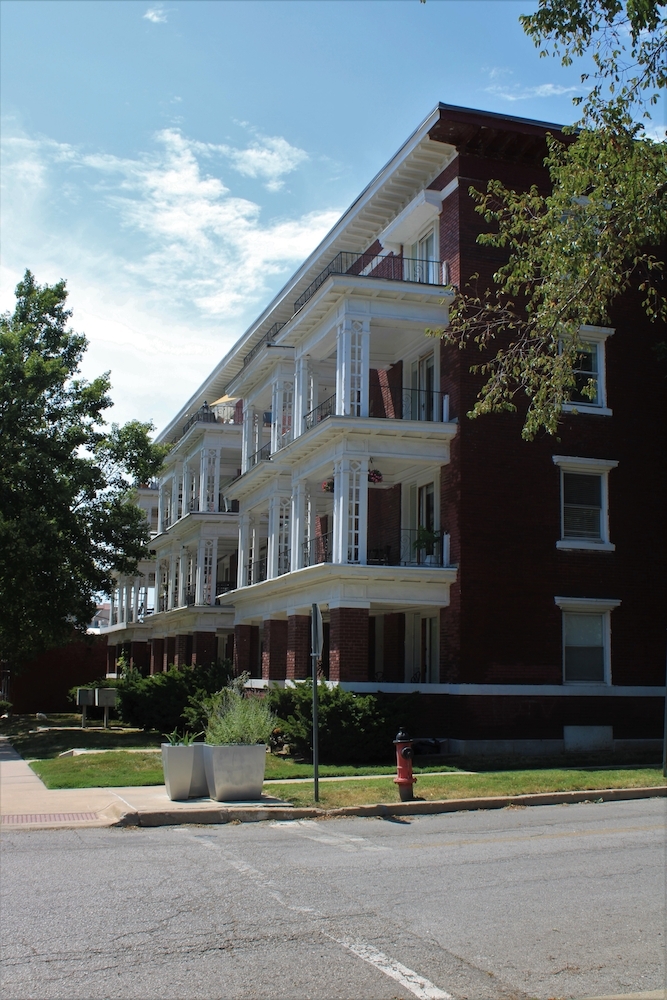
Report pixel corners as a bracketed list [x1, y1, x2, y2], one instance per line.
[162, 743, 208, 801]
[203, 743, 266, 802]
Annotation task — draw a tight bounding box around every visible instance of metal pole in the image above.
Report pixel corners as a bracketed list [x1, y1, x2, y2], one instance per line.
[81, 704, 86, 730]
[311, 604, 320, 803]
[104, 705, 109, 730]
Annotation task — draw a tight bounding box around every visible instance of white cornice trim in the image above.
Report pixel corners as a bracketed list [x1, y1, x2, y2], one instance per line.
[552, 455, 619, 473]
[554, 596, 622, 613]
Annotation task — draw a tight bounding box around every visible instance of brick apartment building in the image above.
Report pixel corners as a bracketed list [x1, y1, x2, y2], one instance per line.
[103, 104, 666, 757]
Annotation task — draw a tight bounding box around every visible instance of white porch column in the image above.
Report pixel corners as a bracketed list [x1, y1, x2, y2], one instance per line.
[335, 316, 370, 417]
[290, 479, 307, 569]
[117, 582, 124, 624]
[267, 494, 280, 580]
[213, 448, 221, 512]
[157, 484, 164, 533]
[109, 588, 115, 627]
[198, 449, 208, 512]
[182, 462, 191, 515]
[293, 357, 308, 438]
[124, 582, 132, 621]
[332, 455, 368, 564]
[178, 548, 188, 607]
[238, 512, 250, 588]
[167, 552, 177, 610]
[195, 538, 206, 605]
[175, 462, 183, 520]
[132, 577, 140, 622]
[241, 404, 255, 473]
[209, 537, 219, 603]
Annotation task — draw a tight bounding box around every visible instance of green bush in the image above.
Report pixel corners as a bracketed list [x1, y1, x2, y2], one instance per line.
[205, 691, 277, 746]
[114, 659, 233, 733]
[266, 682, 420, 765]
[0, 699, 12, 715]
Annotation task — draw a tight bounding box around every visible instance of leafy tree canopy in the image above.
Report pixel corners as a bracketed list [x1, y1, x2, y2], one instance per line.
[430, 0, 666, 439]
[0, 271, 170, 668]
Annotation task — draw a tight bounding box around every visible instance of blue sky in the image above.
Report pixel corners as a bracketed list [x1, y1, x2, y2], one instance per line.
[1, 0, 649, 432]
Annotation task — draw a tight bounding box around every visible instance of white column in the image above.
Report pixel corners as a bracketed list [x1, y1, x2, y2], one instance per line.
[241, 405, 255, 473]
[175, 462, 183, 520]
[178, 548, 187, 607]
[182, 462, 191, 515]
[332, 455, 368, 564]
[109, 588, 115, 627]
[157, 484, 164, 533]
[293, 357, 308, 438]
[213, 449, 221, 513]
[238, 512, 250, 589]
[195, 538, 206, 605]
[132, 577, 140, 622]
[335, 317, 370, 417]
[270, 381, 280, 453]
[167, 552, 177, 610]
[199, 449, 207, 512]
[209, 537, 219, 603]
[291, 479, 307, 570]
[124, 582, 132, 621]
[332, 459, 345, 563]
[267, 495, 280, 580]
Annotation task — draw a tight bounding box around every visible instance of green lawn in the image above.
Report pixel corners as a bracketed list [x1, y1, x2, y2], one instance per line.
[1, 715, 162, 760]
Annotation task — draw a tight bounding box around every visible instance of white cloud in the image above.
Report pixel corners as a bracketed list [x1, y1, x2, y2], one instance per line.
[143, 6, 167, 24]
[193, 131, 309, 191]
[0, 125, 339, 429]
[486, 82, 580, 102]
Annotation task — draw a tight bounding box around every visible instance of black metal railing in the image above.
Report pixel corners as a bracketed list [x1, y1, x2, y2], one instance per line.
[181, 401, 219, 437]
[246, 557, 267, 585]
[304, 393, 336, 431]
[400, 387, 447, 422]
[302, 530, 333, 567]
[242, 322, 286, 369]
[185, 589, 196, 607]
[248, 441, 272, 468]
[366, 529, 447, 567]
[215, 582, 235, 602]
[294, 251, 442, 312]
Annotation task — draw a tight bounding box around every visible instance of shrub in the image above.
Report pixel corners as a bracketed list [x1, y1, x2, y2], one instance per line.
[113, 659, 233, 733]
[266, 682, 420, 765]
[205, 691, 277, 746]
[0, 699, 12, 715]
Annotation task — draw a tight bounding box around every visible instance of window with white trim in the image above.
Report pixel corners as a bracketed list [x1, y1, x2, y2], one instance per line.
[555, 597, 620, 684]
[561, 325, 614, 415]
[553, 456, 618, 551]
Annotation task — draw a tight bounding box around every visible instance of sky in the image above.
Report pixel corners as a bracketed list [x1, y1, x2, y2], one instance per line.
[2, 0, 661, 434]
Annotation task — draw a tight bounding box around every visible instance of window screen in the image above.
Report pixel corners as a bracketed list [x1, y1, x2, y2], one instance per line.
[563, 612, 605, 682]
[563, 473, 602, 539]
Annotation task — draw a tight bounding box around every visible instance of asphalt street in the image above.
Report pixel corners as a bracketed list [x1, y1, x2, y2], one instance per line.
[1, 798, 664, 1000]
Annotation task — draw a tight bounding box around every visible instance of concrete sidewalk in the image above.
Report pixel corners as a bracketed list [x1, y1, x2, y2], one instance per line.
[2, 738, 666, 831]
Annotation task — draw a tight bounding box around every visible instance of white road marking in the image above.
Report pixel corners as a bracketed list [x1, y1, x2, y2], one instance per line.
[181, 828, 454, 999]
[332, 938, 453, 1000]
[270, 817, 391, 851]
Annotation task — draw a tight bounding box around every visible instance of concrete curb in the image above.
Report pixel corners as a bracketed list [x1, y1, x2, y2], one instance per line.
[113, 784, 667, 827]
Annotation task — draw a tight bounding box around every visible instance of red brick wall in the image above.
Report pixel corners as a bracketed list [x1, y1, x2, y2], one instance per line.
[329, 608, 369, 682]
[9, 636, 107, 714]
[367, 485, 401, 564]
[164, 637, 176, 671]
[369, 361, 403, 419]
[192, 631, 217, 667]
[173, 634, 189, 667]
[129, 641, 150, 674]
[234, 625, 252, 676]
[261, 619, 288, 680]
[287, 615, 310, 679]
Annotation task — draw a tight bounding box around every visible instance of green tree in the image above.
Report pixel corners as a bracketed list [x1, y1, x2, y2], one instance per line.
[431, 0, 666, 439]
[0, 271, 170, 669]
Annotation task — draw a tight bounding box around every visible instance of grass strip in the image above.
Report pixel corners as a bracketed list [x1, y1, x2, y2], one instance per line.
[31, 752, 164, 789]
[272, 768, 666, 809]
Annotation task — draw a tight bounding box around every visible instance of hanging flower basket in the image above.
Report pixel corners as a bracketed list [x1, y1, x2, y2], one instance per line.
[368, 469, 383, 484]
[322, 479, 334, 493]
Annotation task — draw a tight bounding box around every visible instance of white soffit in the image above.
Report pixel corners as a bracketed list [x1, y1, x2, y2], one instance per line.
[378, 189, 444, 251]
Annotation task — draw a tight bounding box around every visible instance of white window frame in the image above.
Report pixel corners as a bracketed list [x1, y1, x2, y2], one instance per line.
[561, 325, 614, 416]
[554, 596, 621, 686]
[552, 455, 618, 551]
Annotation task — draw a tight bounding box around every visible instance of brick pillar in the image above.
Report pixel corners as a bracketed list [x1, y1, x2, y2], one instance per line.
[174, 634, 189, 667]
[329, 607, 369, 681]
[383, 613, 405, 682]
[234, 625, 252, 676]
[129, 641, 150, 674]
[106, 645, 117, 675]
[150, 638, 164, 675]
[225, 632, 235, 663]
[192, 631, 217, 666]
[261, 619, 288, 681]
[286, 615, 310, 679]
[164, 636, 176, 671]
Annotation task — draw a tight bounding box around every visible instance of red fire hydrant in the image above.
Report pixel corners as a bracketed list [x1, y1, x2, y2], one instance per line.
[394, 729, 416, 802]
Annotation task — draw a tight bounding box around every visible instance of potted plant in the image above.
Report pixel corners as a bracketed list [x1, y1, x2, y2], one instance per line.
[161, 730, 207, 801]
[321, 478, 334, 493]
[202, 688, 277, 802]
[368, 469, 383, 484]
[413, 525, 441, 565]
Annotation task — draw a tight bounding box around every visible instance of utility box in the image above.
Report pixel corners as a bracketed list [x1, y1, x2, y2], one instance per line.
[76, 688, 95, 707]
[95, 688, 117, 708]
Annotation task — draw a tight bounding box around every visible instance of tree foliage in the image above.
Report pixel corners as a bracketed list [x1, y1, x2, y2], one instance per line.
[0, 271, 170, 667]
[431, 0, 666, 439]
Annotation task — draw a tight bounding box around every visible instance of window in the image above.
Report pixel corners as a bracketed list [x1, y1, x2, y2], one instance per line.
[555, 597, 621, 684]
[561, 325, 614, 415]
[405, 228, 438, 284]
[553, 456, 618, 551]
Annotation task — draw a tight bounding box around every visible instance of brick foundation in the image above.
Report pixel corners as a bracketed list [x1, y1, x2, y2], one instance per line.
[262, 619, 288, 680]
[383, 613, 405, 682]
[173, 634, 189, 667]
[164, 636, 176, 671]
[329, 607, 369, 682]
[286, 615, 310, 679]
[106, 645, 117, 675]
[234, 624, 260, 677]
[129, 641, 150, 674]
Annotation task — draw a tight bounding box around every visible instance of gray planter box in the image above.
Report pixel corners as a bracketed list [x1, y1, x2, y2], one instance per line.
[203, 743, 266, 802]
[162, 743, 208, 801]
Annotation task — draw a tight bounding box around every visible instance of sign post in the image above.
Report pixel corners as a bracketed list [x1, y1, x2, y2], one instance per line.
[311, 603, 324, 802]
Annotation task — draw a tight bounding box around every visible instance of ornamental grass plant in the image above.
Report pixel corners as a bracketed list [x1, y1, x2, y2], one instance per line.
[204, 690, 277, 746]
